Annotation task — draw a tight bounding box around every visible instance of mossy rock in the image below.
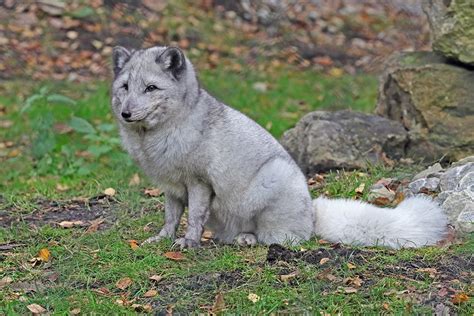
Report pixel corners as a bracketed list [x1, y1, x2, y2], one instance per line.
[423, 0, 474, 65]
[376, 51, 474, 162]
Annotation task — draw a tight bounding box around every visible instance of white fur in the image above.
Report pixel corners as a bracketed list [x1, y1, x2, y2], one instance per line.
[111, 45, 448, 249]
[313, 195, 448, 248]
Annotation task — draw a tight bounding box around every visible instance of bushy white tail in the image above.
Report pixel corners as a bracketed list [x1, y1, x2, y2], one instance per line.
[312, 196, 448, 249]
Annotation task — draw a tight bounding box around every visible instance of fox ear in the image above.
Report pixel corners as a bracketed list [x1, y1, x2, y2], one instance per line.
[157, 47, 186, 79]
[112, 46, 131, 77]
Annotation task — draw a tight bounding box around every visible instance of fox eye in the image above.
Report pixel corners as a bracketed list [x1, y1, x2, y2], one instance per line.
[144, 85, 159, 93]
[122, 83, 128, 91]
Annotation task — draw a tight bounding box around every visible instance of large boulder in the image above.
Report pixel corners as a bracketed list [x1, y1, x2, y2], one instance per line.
[423, 0, 474, 65]
[280, 110, 408, 175]
[376, 51, 474, 162]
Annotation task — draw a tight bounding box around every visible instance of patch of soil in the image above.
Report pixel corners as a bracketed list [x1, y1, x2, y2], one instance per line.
[267, 244, 474, 313]
[267, 243, 366, 267]
[0, 195, 120, 229]
[151, 270, 245, 314]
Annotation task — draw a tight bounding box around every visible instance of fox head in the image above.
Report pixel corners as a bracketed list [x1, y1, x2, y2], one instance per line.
[111, 46, 199, 130]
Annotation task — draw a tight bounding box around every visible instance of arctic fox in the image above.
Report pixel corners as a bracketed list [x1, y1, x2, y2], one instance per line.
[111, 45, 447, 249]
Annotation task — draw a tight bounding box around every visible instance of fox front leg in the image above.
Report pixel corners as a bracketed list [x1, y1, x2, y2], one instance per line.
[174, 182, 211, 249]
[143, 194, 184, 244]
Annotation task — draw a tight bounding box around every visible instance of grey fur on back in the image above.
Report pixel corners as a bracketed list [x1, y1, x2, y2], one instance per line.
[111, 45, 314, 247]
[111, 45, 447, 249]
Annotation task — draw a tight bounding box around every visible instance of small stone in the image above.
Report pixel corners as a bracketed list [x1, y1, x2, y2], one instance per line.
[413, 163, 443, 180]
[440, 162, 474, 191]
[408, 177, 440, 194]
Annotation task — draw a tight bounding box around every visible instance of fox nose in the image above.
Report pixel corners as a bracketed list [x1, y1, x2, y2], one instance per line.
[121, 111, 132, 119]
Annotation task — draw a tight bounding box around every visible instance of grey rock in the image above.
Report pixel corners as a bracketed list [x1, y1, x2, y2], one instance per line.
[423, 0, 474, 65]
[368, 183, 396, 201]
[441, 190, 474, 233]
[280, 110, 408, 174]
[408, 177, 440, 194]
[376, 52, 474, 162]
[413, 162, 443, 180]
[440, 162, 474, 191]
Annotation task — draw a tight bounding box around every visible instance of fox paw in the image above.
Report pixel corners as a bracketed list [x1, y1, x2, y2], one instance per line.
[235, 233, 257, 247]
[173, 237, 200, 249]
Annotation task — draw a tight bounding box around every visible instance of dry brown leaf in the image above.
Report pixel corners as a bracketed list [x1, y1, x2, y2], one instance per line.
[128, 173, 140, 186]
[143, 289, 158, 298]
[59, 220, 84, 228]
[212, 292, 226, 313]
[128, 240, 139, 250]
[279, 271, 299, 282]
[247, 293, 260, 303]
[343, 287, 358, 294]
[38, 248, 51, 262]
[103, 187, 116, 196]
[163, 251, 185, 261]
[201, 230, 213, 241]
[116, 277, 133, 290]
[346, 262, 356, 269]
[0, 276, 13, 287]
[370, 196, 391, 206]
[355, 183, 365, 195]
[149, 275, 163, 283]
[319, 257, 330, 265]
[144, 188, 161, 197]
[382, 302, 390, 311]
[132, 303, 152, 312]
[86, 218, 104, 233]
[56, 183, 70, 192]
[27, 304, 47, 314]
[392, 191, 405, 205]
[70, 308, 81, 315]
[94, 287, 111, 296]
[417, 267, 437, 278]
[344, 276, 364, 288]
[451, 293, 469, 304]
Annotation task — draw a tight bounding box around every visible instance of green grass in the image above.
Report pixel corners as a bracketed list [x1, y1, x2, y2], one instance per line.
[0, 67, 473, 314]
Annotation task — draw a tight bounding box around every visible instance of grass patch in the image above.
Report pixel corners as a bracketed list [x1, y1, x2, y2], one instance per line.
[0, 67, 472, 314]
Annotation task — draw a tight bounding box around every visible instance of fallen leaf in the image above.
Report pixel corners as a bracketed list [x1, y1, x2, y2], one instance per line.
[344, 276, 364, 288]
[248, 293, 260, 303]
[38, 248, 51, 262]
[143, 289, 158, 298]
[0, 120, 13, 128]
[0, 276, 13, 287]
[132, 303, 152, 312]
[279, 271, 299, 282]
[86, 218, 104, 233]
[129, 173, 140, 186]
[94, 287, 111, 296]
[164, 251, 185, 261]
[103, 187, 116, 196]
[144, 188, 161, 197]
[201, 230, 213, 242]
[451, 293, 469, 304]
[116, 277, 133, 290]
[319, 257, 330, 265]
[417, 267, 437, 278]
[56, 183, 70, 192]
[382, 302, 390, 311]
[27, 304, 47, 314]
[373, 196, 393, 206]
[346, 262, 356, 269]
[70, 308, 81, 315]
[342, 287, 358, 294]
[355, 183, 365, 194]
[128, 240, 139, 250]
[212, 292, 225, 313]
[149, 275, 163, 283]
[59, 220, 84, 228]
